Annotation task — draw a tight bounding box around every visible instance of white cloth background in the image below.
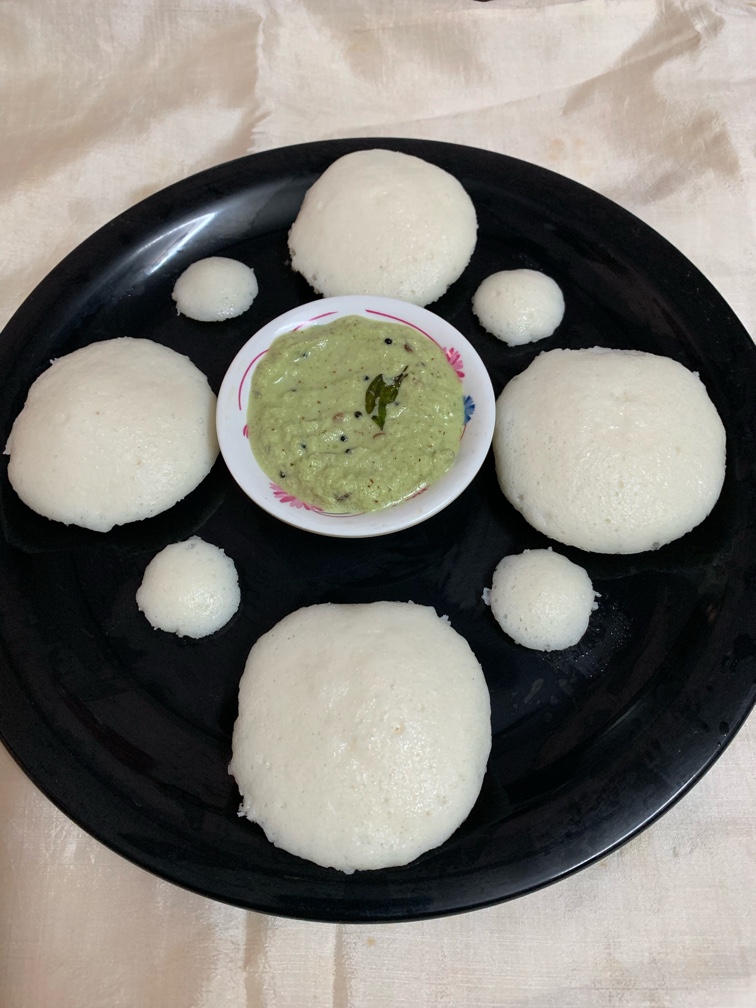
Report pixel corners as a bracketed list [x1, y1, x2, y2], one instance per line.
[1, 2, 755, 1006]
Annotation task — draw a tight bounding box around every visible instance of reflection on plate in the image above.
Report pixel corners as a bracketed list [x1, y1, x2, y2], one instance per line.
[1, 138, 755, 923]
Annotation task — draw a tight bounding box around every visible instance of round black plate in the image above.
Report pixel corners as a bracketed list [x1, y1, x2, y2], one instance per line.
[1, 139, 755, 924]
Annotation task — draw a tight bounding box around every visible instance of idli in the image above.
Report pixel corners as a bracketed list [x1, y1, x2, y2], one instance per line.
[230, 602, 491, 873]
[288, 149, 477, 306]
[487, 549, 597, 651]
[5, 337, 218, 532]
[493, 347, 726, 554]
[172, 256, 258, 322]
[136, 537, 240, 638]
[473, 269, 564, 346]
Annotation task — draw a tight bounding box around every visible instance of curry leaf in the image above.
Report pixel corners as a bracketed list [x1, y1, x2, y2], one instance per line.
[366, 366, 409, 430]
[365, 374, 383, 415]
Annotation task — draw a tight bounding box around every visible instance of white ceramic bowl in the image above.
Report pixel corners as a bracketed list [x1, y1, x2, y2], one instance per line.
[216, 295, 495, 537]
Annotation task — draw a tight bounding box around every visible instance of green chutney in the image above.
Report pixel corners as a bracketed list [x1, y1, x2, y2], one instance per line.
[247, 315, 464, 513]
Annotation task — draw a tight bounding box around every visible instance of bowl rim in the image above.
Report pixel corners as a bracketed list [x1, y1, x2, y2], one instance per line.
[216, 295, 496, 538]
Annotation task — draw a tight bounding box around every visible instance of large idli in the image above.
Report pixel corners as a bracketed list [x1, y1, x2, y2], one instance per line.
[5, 337, 218, 532]
[136, 537, 240, 638]
[487, 549, 597, 651]
[288, 149, 477, 306]
[230, 602, 491, 873]
[493, 347, 726, 554]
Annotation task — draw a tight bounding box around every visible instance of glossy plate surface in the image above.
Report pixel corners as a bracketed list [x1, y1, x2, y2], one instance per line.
[1, 138, 755, 923]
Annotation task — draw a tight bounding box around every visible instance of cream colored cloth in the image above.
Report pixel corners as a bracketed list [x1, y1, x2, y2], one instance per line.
[1, 2, 755, 1006]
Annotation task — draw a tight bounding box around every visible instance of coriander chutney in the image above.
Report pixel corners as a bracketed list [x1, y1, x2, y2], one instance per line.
[247, 315, 464, 513]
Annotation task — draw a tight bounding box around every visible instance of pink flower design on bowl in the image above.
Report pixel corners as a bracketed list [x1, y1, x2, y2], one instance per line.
[270, 483, 324, 512]
[445, 347, 465, 379]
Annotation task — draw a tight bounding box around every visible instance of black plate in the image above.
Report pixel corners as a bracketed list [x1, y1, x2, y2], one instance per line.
[1, 138, 755, 924]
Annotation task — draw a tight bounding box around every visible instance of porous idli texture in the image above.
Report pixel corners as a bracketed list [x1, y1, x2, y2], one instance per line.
[493, 347, 726, 554]
[136, 537, 240, 638]
[488, 549, 597, 651]
[288, 149, 477, 306]
[473, 269, 564, 346]
[230, 602, 491, 873]
[5, 337, 219, 532]
[172, 256, 258, 322]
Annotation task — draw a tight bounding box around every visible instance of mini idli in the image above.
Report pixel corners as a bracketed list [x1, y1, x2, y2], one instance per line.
[288, 149, 477, 306]
[473, 269, 564, 346]
[136, 537, 240, 638]
[230, 601, 491, 873]
[5, 337, 218, 532]
[172, 256, 258, 322]
[487, 549, 597, 651]
[493, 347, 726, 554]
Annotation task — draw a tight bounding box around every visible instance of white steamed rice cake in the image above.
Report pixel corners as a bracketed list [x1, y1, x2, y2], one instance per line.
[288, 149, 477, 306]
[172, 256, 258, 322]
[136, 537, 240, 638]
[230, 601, 491, 873]
[487, 548, 597, 651]
[473, 269, 564, 346]
[5, 337, 218, 532]
[493, 347, 726, 554]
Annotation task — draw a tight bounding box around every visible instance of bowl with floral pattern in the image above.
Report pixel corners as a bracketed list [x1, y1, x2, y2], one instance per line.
[216, 295, 495, 537]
